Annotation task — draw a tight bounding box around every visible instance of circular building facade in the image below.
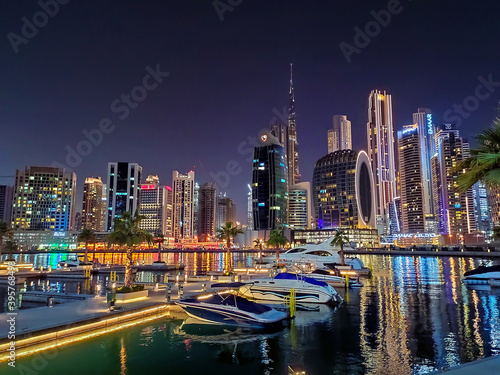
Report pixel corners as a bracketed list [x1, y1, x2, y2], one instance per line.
[312, 150, 375, 229]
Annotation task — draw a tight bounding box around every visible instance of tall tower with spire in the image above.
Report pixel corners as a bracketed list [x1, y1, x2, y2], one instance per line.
[287, 63, 301, 185]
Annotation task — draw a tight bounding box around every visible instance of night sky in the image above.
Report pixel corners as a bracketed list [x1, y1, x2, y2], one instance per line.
[1, 0, 499, 222]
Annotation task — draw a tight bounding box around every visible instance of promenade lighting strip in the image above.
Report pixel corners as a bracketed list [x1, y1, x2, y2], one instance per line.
[0, 305, 179, 362]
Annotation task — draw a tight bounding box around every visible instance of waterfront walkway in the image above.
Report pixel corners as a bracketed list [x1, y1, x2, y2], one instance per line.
[428, 355, 500, 374]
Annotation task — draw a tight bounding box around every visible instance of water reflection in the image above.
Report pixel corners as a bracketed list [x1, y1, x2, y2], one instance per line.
[7, 254, 500, 375]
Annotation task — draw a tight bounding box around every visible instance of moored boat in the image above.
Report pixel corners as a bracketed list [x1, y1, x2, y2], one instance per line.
[464, 265, 500, 283]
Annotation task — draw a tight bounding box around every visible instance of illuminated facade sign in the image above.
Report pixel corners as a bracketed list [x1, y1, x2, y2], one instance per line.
[427, 114, 433, 135]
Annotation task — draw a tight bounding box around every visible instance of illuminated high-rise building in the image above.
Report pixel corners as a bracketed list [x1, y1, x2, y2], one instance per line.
[252, 130, 288, 230]
[82, 177, 104, 231]
[216, 192, 236, 230]
[0, 185, 13, 225]
[164, 186, 173, 239]
[287, 63, 301, 185]
[198, 183, 217, 242]
[172, 171, 195, 241]
[397, 125, 425, 233]
[193, 182, 200, 237]
[328, 115, 352, 153]
[472, 182, 493, 233]
[367, 90, 397, 234]
[247, 184, 253, 228]
[105, 162, 142, 231]
[432, 125, 476, 235]
[313, 150, 376, 229]
[139, 175, 167, 235]
[488, 185, 500, 228]
[11, 166, 76, 231]
[288, 182, 312, 230]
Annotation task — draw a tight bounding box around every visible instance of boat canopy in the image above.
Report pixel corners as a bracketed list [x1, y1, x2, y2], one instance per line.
[275, 272, 329, 288]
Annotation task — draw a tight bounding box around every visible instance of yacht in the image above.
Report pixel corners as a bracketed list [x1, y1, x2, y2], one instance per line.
[464, 265, 500, 283]
[238, 272, 343, 304]
[175, 291, 288, 328]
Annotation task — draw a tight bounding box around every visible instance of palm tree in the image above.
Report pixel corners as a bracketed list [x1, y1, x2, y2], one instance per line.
[108, 211, 153, 288]
[0, 221, 13, 259]
[153, 233, 165, 263]
[4, 239, 17, 261]
[493, 226, 500, 241]
[455, 119, 500, 192]
[216, 222, 243, 273]
[253, 239, 264, 250]
[77, 228, 96, 264]
[330, 228, 349, 266]
[267, 229, 287, 262]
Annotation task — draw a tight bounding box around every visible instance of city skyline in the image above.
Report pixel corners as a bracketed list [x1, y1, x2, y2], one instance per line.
[1, 1, 500, 223]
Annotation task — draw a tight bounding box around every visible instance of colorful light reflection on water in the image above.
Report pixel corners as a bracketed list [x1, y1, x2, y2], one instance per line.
[5, 254, 500, 375]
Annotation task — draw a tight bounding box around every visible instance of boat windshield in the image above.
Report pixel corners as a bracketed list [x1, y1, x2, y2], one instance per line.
[275, 272, 329, 288]
[194, 294, 273, 314]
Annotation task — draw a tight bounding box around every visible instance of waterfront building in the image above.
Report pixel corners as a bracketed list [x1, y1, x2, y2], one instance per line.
[287, 64, 301, 185]
[328, 115, 352, 153]
[11, 166, 76, 231]
[247, 184, 253, 229]
[413, 108, 435, 220]
[388, 197, 402, 235]
[489, 185, 500, 228]
[252, 130, 288, 230]
[367, 90, 397, 234]
[139, 175, 167, 235]
[288, 182, 312, 230]
[397, 124, 425, 233]
[216, 192, 236, 230]
[432, 125, 476, 236]
[0, 185, 13, 224]
[82, 177, 104, 231]
[193, 182, 200, 237]
[291, 228, 380, 248]
[472, 182, 493, 233]
[164, 186, 173, 240]
[198, 183, 217, 242]
[172, 170, 195, 241]
[312, 150, 376, 230]
[105, 162, 142, 231]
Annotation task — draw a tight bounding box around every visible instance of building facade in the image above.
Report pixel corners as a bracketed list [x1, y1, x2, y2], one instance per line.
[397, 124, 425, 233]
[0, 185, 13, 225]
[291, 228, 380, 248]
[139, 175, 167, 235]
[11, 166, 76, 231]
[432, 125, 476, 235]
[198, 183, 217, 242]
[288, 182, 312, 230]
[252, 130, 288, 230]
[216, 192, 236, 230]
[172, 171, 195, 241]
[287, 63, 300, 185]
[312, 150, 376, 230]
[82, 177, 105, 231]
[105, 162, 142, 231]
[328, 115, 352, 153]
[472, 182, 493, 233]
[367, 90, 397, 234]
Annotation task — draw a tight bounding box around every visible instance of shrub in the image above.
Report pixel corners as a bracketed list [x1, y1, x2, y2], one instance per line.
[116, 285, 144, 293]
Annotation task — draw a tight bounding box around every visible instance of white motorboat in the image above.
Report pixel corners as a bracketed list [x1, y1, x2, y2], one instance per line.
[304, 269, 363, 288]
[238, 272, 343, 304]
[464, 265, 500, 284]
[57, 257, 80, 269]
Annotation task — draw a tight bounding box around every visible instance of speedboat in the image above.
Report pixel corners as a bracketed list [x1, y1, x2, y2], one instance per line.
[464, 265, 500, 284]
[305, 269, 363, 288]
[175, 291, 288, 328]
[57, 257, 80, 269]
[239, 272, 343, 304]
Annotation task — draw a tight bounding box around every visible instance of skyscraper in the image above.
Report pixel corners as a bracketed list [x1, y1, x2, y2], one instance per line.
[139, 175, 167, 235]
[198, 183, 217, 242]
[397, 125, 425, 233]
[216, 192, 236, 230]
[82, 177, 104, 231]
[164, 186, 173, 240]
[105, 162, 142, 231]
[287, 63, 300, 185]
[0, 185, 13, 225]
[312, 150, 376, 229]
[367, 90, 397, 234]
[488, 185, 500, 228]
[328, 115, 352, 153]
[11, 166, 76, 231]
[252, 130, 288, 230]
[193, 182, 200, 237]
[472, 182, 493, 233]
[432, 125, 476, 235]
[413, 108, 435, 224]
[172, 171, 195, 242]
[288, 182, 312, 230]
[247, 184, 253, 229]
